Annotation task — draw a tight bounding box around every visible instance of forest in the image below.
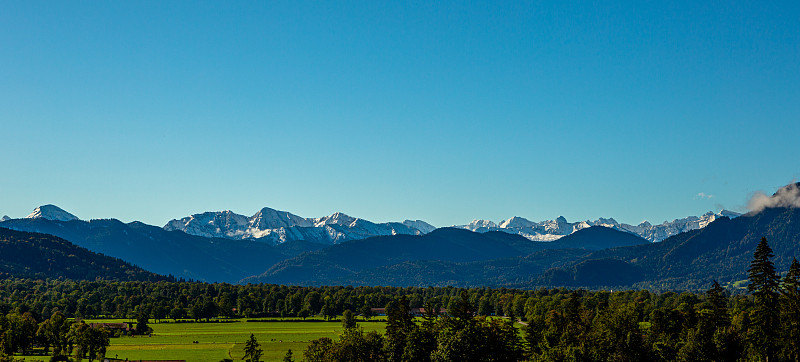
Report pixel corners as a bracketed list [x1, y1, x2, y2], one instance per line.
[0, 238, 797, 361]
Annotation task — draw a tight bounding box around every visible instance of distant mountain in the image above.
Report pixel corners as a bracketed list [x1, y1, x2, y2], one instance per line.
[536, 205, 800, 290]
[0, 227, 166, 281]
[543, 226, 650, 250]
[241, 181, 800, 289]
[0, 215, 9, 222]
[457, 210, 740, 242]
[164, 207, 436, 245]
[242, 226, 648, 286]
[0, 214, 310, 283]
[402, 220, 437, 234]
[5, 183, 791, 290]
[288, 204, 795, 289]
[26, 204, 79, 221]
[165, 205, 736, 245]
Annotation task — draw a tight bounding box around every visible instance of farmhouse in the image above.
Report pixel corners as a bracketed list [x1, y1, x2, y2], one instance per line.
[369, 307, 447, 317]
[90, 322, 132, 336]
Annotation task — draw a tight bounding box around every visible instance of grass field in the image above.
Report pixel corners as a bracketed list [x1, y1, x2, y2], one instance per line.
[92, 318, 387, 362]
[13, 318, 387, 361]
[17, 317, 520, 361]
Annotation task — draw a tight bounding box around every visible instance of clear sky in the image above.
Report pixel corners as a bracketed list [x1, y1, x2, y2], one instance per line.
[1, 1, 799, 227]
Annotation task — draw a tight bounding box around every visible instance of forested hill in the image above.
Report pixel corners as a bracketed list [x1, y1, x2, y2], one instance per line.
[0, 227, 168, 281]
[0, 218, 319, 283]
[243, 226, 648, 286]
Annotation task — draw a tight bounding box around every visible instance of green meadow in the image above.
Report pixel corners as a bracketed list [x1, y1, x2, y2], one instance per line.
[95, 318, 386, 362]
[15, 317, 526, 361]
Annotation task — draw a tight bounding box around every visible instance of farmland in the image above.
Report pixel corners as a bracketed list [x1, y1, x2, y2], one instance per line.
[94, 318, 387, 361]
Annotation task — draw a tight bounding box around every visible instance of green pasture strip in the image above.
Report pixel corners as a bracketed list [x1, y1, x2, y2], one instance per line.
[87, 318, 387, 362]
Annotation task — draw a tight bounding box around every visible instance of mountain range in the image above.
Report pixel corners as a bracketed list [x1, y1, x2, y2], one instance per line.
[2, 204, 738, 246]
[165, 207, 740, 244]
[534, 205, 800, 290]
[457, 210, 740, 242]
[0, 216, 316, 283]
[163, 208, 435, 245]
[0, 183, 797, 290]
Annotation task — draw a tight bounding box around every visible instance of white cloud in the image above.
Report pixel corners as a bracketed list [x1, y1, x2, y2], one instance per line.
[696, 192, 714, 199]
[747, 182, 800, 213]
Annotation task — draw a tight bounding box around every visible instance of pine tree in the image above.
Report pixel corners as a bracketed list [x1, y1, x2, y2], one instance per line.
[282, 349, 294, 362]
[747, 237, 780, 361]
[706, 280, 729, 328]
[779, 258, 800, 361]
[447, 290, 475, 330]
[243, 333, 262, 362]
[385, 296, 415, 362]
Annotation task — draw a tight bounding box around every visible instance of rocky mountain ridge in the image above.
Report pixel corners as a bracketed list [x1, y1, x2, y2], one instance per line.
[457, 210, 741, 242]
[163, 207, 435, 245]
[3, 204, 740, 244]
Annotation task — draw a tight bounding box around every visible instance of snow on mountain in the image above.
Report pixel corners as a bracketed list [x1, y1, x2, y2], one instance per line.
[402, 220, 436, 234]
[252, 207, 313, 229]
[312, 212, 357, 228]
[166, 204, 740, 245]
[165, 208, 436, 245]
[0, 215, 9, 222]
[460, 215, 586, 241]
[498, 216, 536, 229]
[457, 210, 741, 242]
[25, 205, 79, 222]
[164, 210, 251, 239]
[617, 210, 741, 242]
[463, 220, 498, 232]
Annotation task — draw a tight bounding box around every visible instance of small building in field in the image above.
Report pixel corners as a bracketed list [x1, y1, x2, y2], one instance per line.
[370, 307, 447, 317]
[90, 322, 132, 336]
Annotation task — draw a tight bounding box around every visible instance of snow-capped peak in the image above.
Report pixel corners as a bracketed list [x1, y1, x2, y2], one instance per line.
[465, 219, 498, 230]
[25, 205, 79, 222]
[313, 212, 357, 227]
[498, 216, 534, 229]
[164, 207, 437, 245]
[595, 217, 619, 226]
[458, 210, 740, 243]
[402, 220, 437, 234]
[164, 210, 251, 239]
[0, 215, 10, 222]
[250, 207, 312, 229]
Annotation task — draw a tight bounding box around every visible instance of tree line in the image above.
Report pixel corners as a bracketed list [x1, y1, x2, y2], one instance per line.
[0, 311, 111, 361]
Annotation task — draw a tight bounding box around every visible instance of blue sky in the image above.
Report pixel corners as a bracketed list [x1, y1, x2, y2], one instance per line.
[1, 1, 798, 227]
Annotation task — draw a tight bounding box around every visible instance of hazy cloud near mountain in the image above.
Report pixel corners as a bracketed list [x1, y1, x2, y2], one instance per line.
[748, 182, 800, 213]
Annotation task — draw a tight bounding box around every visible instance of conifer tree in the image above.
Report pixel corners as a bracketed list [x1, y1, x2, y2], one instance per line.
[243, 333, 262, 362]
[282, 349, 294, 362]
[747, 237, 780, 360]
[385, 296, 414, 362]
[706, 280, 730, 328]
[780, 258, 800, 361]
